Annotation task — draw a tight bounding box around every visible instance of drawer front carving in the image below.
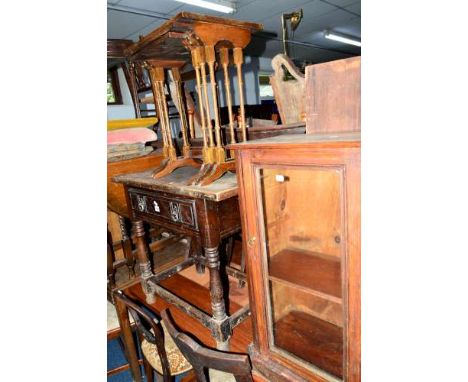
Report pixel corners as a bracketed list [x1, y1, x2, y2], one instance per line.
[129, 188, 197, 229]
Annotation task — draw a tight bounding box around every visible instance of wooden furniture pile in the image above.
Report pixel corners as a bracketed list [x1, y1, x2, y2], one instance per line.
[109, 11, 361, 382]
[106, 13, 261, 292]
[120, 12, 262, 186]
[107, 120, 166, 291]
[109, 11, 261, 355]
[113, 165, 247, 353]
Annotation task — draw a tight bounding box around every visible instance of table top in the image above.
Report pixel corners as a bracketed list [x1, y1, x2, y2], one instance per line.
[125, 12, 262, 61]
[113, 166, 238, 202]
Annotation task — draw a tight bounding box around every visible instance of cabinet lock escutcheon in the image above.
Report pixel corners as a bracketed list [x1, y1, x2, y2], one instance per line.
[247, 236, 256, 247]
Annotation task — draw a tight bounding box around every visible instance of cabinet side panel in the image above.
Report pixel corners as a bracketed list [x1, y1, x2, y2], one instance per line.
[305, 57, 361, 134]
[345, 153, 361, 382]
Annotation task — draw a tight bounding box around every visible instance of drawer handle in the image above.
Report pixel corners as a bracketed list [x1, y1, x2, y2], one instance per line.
[153, 200, 160, 213]
[247, 236, 256, 248]
[169, 202, 181, 223]
[136, 195, 147, 212]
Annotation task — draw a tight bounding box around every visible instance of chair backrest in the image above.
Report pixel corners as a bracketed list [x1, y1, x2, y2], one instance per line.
[161, 309, 253, 382]
[113, 290, 173, 382]
[269, 53, 305, 125]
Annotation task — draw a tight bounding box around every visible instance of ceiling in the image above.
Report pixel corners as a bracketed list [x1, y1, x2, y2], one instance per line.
[107, 0, 360, 65]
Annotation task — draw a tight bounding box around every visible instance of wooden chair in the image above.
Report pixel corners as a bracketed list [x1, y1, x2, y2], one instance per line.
[107, 300, 142, 377]
[161, 309, 253, 382]
[113, 290, 193, 382]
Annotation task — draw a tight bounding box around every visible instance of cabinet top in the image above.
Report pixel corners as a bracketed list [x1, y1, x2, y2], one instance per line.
[227, 132, 361, 150]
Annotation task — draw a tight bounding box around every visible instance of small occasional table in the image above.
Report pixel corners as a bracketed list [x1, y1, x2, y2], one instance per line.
[113, 166, 249, 351]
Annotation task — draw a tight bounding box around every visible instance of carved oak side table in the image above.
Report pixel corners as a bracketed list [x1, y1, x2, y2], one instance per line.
[113, 166, 249, 351]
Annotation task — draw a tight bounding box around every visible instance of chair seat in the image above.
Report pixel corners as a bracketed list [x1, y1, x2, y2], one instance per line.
[208, 369, 236, 382]
[107, 301, 120, 333]
[107, 301, 134, 333]
[141, 322, 192, 376]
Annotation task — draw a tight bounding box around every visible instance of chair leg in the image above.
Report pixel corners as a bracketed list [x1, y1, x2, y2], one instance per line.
[143, 356, 154, 382]
[137, 331, 154, 382]
[107, 228, 116, 288]
[225, 236, 235, 265]
[114, 296, 143, 382]
[193, 241, 205, 274]
[194, 367, 208, 382]
[238, 247, 246, 288]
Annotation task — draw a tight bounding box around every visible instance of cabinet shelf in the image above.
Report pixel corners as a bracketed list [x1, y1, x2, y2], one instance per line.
[269, 248, 342, 300]
[274, 310, 343, 379]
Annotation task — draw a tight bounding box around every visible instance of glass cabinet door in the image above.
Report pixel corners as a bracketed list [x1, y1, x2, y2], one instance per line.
[257, 165, 345, 380]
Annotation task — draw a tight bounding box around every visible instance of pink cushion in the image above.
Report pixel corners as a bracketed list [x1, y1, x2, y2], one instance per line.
[107, 127, 157, 145]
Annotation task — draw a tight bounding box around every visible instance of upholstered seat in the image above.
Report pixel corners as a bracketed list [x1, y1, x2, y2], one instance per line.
[107, 301, 120, 332]
[114, 291, 194, 381]
[140, 322, 192, 376]
[208, 369, 236, 382]
[107, 301, 134, 339]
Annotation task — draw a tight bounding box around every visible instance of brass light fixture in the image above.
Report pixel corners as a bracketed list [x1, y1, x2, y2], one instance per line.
[281, 9, 303, 57]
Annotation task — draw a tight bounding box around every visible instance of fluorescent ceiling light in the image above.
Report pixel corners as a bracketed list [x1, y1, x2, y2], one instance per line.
[324, 30, 361, 47]
[174, 0, 236, 14]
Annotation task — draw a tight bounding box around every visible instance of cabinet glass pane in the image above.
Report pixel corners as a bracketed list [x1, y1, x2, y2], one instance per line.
[258, 166, 344, 379]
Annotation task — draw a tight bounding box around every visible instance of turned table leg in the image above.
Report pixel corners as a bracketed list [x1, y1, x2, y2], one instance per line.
[107, 241, 116, 289]
[205, 246, 230, 350]
[133, 220, 156, 304]
[119, 215, 135, 278]
[192, 240, 205, 274]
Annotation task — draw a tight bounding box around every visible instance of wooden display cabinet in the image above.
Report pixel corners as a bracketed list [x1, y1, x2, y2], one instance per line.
[229, 133, 360, 382]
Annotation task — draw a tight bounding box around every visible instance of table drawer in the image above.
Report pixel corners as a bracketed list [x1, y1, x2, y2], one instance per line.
[128, 188, 197, 229]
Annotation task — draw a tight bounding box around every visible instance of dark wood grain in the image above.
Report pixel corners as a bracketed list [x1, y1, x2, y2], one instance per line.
[274, 311, 343, 379]
[162, 309, 253, 382]
[107, 39, 133, 58]
[124, 274, 253, 353]
[119, 165, 244, 355]
[114, 166, 238, 202]
[125, 12, 262, 60]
